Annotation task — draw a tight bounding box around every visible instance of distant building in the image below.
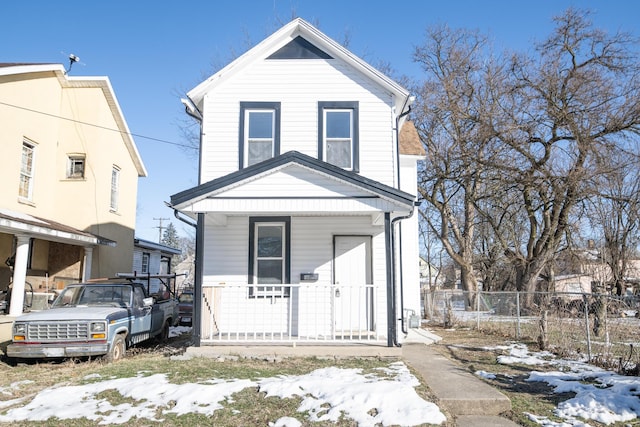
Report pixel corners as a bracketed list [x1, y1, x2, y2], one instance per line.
[131, 238, 181, 294]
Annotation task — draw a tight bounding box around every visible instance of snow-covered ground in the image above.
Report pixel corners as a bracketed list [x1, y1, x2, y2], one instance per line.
[0, 328, 446, 426]
[0, 327, 637, 426]
[478, 343, 640, 426]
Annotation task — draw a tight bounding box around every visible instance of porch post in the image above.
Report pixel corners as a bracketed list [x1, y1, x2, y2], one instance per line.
[9, 235, 30, 316]
[82, 247, 93, 281]
[192, 213, 204, 347]
[384, 212, 395, 347]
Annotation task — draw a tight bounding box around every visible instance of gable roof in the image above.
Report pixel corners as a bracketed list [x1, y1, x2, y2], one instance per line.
[0, 63, 147, 177]
[186, 18, 411, 116]
[170, 151, 416, 211]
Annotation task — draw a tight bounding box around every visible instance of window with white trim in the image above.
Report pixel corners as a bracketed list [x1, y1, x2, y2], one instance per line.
[110, 166, 120, 211]
[318, 101, 359, 171]
[239, 102, 280, 168]
[19, 140, 35, 200]
[67, 155, 85, 179]
[249, 217, 290, 297]
[141, 252, 150, 273]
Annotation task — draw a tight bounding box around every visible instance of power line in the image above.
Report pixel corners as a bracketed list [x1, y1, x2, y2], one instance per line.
[0, 100, 197, 150]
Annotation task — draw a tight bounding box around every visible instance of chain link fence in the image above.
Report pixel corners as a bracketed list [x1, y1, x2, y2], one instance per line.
[423, 289, 640, 373]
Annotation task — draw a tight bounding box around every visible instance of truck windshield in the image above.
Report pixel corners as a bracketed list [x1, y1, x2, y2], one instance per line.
[52, 285, 132, 308]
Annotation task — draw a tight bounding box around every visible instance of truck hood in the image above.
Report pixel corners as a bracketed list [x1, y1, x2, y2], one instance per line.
[13, 306, 128, 322]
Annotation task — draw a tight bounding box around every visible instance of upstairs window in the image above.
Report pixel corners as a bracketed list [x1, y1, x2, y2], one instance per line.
[110, 166, 120, 211]
[19, 140, 36, 200]
[318, 102, 359, 172]
[239, 102, 281, 168]
[67, 155, 85, 179]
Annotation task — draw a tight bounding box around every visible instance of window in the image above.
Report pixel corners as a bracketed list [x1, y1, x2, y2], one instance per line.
[110, 166, 120, 211]
[239, 102, 281, 168]
[248, 217, 290, 297]
[318, 102, 359, 172]
[19, 140, 35, 200]
[67, 155, 85, 179]
[141, 252, 150, 273]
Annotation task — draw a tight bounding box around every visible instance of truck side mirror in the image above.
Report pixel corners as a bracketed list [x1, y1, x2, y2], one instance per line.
[142, 297, 154, 307]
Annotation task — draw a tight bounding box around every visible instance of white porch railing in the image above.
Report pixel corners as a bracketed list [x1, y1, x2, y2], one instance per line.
[200, 283, 383, 344]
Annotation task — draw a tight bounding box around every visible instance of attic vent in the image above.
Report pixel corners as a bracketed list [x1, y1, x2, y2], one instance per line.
[267, 36, 333, 60]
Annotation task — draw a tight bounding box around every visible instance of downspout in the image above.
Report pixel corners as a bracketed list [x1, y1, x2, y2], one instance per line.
[391, 95, 415, 344]
[390, 206, 416, 346]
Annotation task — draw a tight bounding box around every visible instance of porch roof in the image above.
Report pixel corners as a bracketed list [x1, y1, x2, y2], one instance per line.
[170, 151, 416, 217]
[0, 208, 114, 247]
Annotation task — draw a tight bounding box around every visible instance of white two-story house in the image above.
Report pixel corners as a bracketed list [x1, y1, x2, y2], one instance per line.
[170, 18, 424, 347]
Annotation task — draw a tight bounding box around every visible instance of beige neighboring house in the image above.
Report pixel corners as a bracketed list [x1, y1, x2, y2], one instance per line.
[0, 63, 147, 316]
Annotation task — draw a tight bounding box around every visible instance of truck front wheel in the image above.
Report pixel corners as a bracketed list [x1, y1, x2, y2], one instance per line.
[106, 334, 126, 362]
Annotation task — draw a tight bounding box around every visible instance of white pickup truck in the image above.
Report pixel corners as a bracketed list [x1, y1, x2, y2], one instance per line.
[6, 279, 179, 362]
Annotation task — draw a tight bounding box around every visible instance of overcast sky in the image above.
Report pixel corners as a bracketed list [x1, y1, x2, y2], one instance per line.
[2, 0, 638, 242]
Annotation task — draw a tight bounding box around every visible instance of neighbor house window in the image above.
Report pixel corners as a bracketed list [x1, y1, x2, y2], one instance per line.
[67, 155, 85, 178]
[19, 140, 36, 200]
[248, 217, 290, 297]
[141, 252, 150, 273]
[110, 166, 120, 211]
[318, 101, 359, 172]
[239, 102, 281, 168]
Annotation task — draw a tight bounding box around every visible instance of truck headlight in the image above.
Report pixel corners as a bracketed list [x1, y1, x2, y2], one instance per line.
[90, 322, 106, 332]
[13, 323, 26, 341]
[90, 322, 107, 339]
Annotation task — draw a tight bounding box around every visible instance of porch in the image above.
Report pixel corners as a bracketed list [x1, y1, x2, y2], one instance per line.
[200, 283, 386, 344]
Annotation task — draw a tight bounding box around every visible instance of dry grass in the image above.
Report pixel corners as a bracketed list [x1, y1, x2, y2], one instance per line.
[0, 336, 445, 426]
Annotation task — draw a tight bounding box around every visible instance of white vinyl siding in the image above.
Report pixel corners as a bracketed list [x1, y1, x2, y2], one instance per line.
[200, 215, 388, 338]
[199, 59, 395, 185]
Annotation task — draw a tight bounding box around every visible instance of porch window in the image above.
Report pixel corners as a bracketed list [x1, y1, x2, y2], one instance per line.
[318, 101, 359, 172]
[19, 140, 36, 200]
[248, 217, 290, 297]
[239, 102, 281, 168]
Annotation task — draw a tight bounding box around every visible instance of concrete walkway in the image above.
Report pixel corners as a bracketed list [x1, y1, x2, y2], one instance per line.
[402, 343, 518, 426]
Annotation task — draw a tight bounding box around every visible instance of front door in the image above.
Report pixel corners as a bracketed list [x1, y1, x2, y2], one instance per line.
[333, 236, 373, 337]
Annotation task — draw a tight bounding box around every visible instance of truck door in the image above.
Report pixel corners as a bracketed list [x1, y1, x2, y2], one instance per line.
[130, 286, 152, 341]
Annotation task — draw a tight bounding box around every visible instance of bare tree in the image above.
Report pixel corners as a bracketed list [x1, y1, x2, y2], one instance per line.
[483, 8, 640, 295]
[412, 9, 640, 305]
[413, 25, 508, 307]
[586, 152, 640, 295]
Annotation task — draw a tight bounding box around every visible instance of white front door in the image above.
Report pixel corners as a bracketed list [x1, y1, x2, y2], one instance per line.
[333, 236, 373, 336]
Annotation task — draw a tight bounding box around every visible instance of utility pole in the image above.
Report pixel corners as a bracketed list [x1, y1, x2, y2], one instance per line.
[154, 217, 170, 243]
